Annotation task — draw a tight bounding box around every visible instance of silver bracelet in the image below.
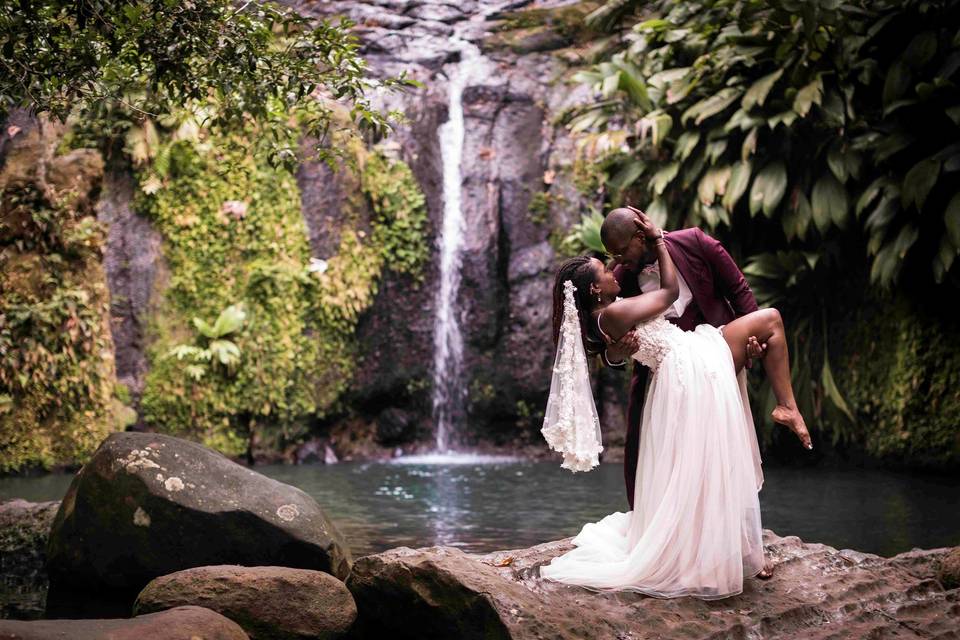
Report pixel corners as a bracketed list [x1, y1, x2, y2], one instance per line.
[603, 351, 627, 368]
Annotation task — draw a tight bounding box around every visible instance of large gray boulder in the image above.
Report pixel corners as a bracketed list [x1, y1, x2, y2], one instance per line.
[0, 605, 248, 639]
[0, 500, 60, 620]
[346, 530, 960, 640]
[45, 432, 351, 617]
[134, 565, 356, 640]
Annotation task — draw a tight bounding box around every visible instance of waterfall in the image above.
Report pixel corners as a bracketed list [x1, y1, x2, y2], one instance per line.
[431, 43, 484, 452]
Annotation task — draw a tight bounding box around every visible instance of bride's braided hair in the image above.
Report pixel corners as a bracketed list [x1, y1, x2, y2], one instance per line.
[552, 256, 603, 356]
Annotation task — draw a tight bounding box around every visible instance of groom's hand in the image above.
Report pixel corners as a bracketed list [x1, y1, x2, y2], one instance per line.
[605, 329, 640, 364]
[745, 335, 767, 369]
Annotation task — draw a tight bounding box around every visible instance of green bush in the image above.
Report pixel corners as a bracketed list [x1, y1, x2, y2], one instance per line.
[839, 298, 960, 466]
[570, 0, 960, 284]
[1, 0, 405, 169]
[0, 177, 120, 472]
[566, 0, 960, 464]
[137, 130, 323, 453]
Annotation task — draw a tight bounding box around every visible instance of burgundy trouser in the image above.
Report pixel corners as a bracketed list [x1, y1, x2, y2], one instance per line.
[623, 364, 649, 510]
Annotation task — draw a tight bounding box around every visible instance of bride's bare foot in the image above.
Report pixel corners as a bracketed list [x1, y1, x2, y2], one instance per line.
[757, 560, 775, 580]
[772, 405, 813, 450]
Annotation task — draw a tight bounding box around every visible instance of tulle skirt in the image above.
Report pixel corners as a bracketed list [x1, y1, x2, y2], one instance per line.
[540, 324, 765, 599]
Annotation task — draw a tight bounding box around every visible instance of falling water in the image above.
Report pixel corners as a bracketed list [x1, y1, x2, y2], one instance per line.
[431, 43, 485, 453]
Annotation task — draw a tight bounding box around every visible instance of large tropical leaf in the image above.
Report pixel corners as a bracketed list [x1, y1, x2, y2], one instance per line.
[945, 192, 960, 247]
[650, 162, 680, 195]
[723, 160, 752, 212]
[749, 161, 787, 217]
[781, 188, 813, 241]
[681, 87, 744, 126]
[793, 75, 823, 117]
[821, 356, 855, 422]
[812, 174, 849, 231]
[673, 131, 700, 162]
[901, 157, 941, 212]
[742, 69, 783, 111]
[567, 210, 607, 254]
[698, 165, 732, 206]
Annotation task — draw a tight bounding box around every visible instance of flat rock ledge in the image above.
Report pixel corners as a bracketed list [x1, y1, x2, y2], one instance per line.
[346, 530, 960, 640]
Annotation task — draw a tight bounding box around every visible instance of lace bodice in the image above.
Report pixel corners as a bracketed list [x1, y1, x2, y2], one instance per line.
[630, 314, 685, 371]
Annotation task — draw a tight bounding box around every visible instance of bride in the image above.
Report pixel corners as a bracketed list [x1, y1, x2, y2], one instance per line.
[539, 215, 811, 599]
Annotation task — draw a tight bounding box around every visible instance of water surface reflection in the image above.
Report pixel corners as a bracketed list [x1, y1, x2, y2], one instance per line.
[2, 462, 957, 558]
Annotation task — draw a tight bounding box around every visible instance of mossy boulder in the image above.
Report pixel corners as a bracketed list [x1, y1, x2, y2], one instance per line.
[45, 432, 351, 617]
[0, 499, 60, 619]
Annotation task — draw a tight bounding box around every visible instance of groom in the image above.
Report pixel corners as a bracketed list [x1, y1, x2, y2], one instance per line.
[600, 207, 762, 509]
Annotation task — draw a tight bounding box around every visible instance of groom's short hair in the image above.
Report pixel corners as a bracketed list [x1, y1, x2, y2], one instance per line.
[600, 208, 637, 252]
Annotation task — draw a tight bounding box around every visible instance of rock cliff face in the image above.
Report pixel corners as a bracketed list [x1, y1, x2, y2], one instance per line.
[293, 0, 607, 447]
[95, 167, 167, 417]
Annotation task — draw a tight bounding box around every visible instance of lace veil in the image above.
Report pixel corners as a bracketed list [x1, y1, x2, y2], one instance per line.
[541, 280, 603, 472]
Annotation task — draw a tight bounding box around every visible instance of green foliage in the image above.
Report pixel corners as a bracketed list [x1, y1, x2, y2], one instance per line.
[560, 209, 608, 255]
[362, 150, 430, 279]
[1, 0, 413, 169]
[527, 191, 569, 226]
[306, 148, 431, 411]
[569, 0, 960, 287]
[135, 124, 430, 455]
[0, 182, 120, 472]
[165, 304, 247, 380]
[838, 298, 960, 466]
[572, 155, 610, 196]
[743, 249, 857, 441]
[137, 128, 322, 451]
[488, 2, 603, 52]
[528, 192, 552, 225]
[569, 0, 960, 464]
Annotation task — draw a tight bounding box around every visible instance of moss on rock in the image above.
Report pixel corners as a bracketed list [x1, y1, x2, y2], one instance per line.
[0, 118, 122, 473]
[133, 122, 429, 456]
[838, 297, 960, 468]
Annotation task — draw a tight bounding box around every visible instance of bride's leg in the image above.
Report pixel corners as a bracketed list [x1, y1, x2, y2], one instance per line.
[720, 309, 812, 450]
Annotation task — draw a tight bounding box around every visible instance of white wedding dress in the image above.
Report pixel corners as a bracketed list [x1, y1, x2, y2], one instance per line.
[540, 314, 766, 599]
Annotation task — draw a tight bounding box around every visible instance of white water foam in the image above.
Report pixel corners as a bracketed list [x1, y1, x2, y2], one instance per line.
[391, 451, 520, 465]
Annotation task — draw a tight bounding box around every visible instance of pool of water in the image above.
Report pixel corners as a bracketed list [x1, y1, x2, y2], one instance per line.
[2, 460, 957, 558]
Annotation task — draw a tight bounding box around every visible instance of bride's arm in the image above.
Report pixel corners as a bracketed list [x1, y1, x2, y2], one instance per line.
[600, 234, 679, 341]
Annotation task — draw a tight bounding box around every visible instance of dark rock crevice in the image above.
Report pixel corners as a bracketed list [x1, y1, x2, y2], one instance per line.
[95, 166, 166, 417]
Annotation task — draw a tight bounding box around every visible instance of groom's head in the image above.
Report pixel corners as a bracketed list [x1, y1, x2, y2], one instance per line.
[601, 208, 657, 270]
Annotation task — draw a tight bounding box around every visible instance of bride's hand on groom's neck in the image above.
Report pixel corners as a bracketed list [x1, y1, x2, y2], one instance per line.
[604, 329, 640, 364]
